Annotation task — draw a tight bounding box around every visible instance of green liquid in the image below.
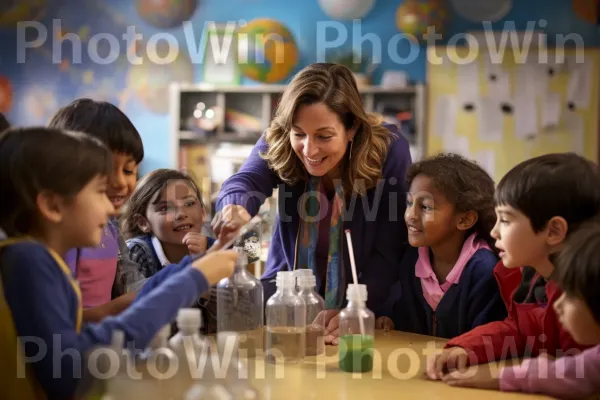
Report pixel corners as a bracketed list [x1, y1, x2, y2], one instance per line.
[338, 334, 374, 373]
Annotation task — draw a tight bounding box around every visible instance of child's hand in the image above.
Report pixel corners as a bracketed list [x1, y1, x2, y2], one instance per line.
[426, 347, 469, 380]
[322, 310, 341, 345]
[375, 316, 394, 331]
[182, 232, 208, 254]
[191, 250, 238, 285]
[441, 364, 500, 390]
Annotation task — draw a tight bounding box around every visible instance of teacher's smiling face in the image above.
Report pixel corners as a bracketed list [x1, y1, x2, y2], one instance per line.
[290, 102, 356, 177]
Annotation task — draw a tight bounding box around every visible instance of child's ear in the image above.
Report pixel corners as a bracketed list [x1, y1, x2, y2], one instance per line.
[36, 191, 66, 224]
[457, 210, 478, 231]
[135, 214, 151, 233]
[546, 216, 568, 247]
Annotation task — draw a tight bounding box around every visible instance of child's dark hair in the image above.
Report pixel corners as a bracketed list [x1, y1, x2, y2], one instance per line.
[0, 127, 112, 236]
[495, 153, 600, 233]
[122, 169, 205, 239]
[553, 218, 600, 324]
[0, 113, 9, 132]
[406, 153, 496, 248]
[48, 98, 144, 163]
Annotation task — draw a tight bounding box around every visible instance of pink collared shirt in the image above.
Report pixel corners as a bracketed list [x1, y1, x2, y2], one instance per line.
[415, 233, 491, 311]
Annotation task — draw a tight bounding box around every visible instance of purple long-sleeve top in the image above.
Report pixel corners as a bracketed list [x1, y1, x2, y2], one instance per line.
[215, 124, 412, 312]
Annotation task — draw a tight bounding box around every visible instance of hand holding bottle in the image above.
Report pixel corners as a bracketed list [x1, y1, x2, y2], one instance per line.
[191, 250, 238, 285]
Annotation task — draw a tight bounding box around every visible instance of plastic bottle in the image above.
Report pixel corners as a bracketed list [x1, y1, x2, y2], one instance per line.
[337, 284, 375, 373]
[216, 332, 260, 400]
[265, 271, 306, 364]
[297, 273, 325, 356]
[292, 269, 312, 292]
[216, 247, 264, 357]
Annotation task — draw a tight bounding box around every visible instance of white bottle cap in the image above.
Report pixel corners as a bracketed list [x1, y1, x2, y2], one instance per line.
[111, 330, 125, 349]
[293, 269, 313, 279]
[276, 271, 295, 288]
[177, 308, 202, 329]
[346, 283, 367, 302]
[297, 275, 317, 289]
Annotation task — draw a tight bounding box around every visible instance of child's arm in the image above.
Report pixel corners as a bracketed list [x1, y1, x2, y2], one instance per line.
[499, 346, 600, 398]
[2, 243, 234, 399]
[82, 292, 136, 322]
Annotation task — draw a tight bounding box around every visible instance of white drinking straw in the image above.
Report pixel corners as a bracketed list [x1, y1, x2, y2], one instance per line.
[345, 229, 365, 336]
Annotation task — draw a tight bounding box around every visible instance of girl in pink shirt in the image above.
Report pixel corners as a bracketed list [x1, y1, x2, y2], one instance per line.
[443, 218, 600, 399]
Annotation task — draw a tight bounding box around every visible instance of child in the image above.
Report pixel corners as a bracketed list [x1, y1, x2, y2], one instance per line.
[442, 218, 600, 398]
[48, 98, 144, 322]
[122, 168, 214, 278]
[376, 153, 506, 339]
[427, 152, 600, 380]
[0, 127, 237, 399]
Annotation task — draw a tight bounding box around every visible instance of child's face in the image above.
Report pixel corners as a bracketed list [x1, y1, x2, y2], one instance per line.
[554, 292, 600, 345]
[491, 205, 549, 269]
[63, 175, 115, 248]
[108, 153, 138, 213]
[142, 179, 206, 245]
[404, 175, 464, 248]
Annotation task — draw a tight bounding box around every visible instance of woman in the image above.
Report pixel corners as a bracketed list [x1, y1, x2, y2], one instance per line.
[212, 63, 412, 341]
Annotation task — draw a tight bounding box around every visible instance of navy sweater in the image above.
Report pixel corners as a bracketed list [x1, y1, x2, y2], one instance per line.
[385, 246, 507, 339]
[216, 124, 412, 312]
[1, 241, 209, 399]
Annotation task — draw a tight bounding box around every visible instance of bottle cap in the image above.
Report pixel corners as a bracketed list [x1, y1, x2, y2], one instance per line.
[276, 271, 295, 288]
[111, 330, 125, 350]
[297, 275, 317, 289]
[177, 308, 202, 328]
[293, 269, 313, 279]
[346, 283, 367, 302]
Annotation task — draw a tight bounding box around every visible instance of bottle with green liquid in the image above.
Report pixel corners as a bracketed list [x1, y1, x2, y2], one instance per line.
[338, 283, 375, 373]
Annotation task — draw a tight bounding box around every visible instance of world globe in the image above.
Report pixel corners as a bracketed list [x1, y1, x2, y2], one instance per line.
[135, 0, 197, 29]
[0, 0, 47, 28]
[318, 0, 376, 20]
[127, 49, 194, 114]
[236, 19, 299, 84]
[396, 0, 448, 43]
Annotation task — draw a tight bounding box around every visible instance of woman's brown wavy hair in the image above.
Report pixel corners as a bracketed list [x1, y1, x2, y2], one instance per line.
[261, 63, 392, 197]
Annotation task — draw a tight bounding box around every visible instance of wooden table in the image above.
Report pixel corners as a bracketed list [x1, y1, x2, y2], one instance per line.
[246, 330, 551, 400]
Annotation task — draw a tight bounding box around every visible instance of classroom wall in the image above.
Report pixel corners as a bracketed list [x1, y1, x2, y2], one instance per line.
[0, 0, 598, 174]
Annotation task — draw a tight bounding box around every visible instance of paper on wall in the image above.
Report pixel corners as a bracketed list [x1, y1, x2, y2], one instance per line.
[473, 149, 496, 181]
[434, 95, 459, 139]
[442, 134, 470, 156]
[457, 62, 481, 111]
[541, 92, 561, 130]
[478, 97, 504, 142]
[567, 60, 592, 110]
[483, 57, 511, 104]
[514, 64, 539, 139]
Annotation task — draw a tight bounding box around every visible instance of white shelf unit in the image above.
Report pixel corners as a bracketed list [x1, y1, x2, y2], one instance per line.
[168, 82, 427, 170]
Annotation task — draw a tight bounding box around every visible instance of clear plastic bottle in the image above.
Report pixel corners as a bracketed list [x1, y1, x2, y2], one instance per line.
[293, 269, 312, 292]
[169, 308, 212, 357]
[337, 284, 375, 373]
[216, 247, 264, 358]
[216, 332, 260, 400]
[297, 273, 325, 357]
[265, 271, 306, 364]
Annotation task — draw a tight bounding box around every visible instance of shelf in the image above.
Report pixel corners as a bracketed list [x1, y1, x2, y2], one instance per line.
[179, 130, 261, 145]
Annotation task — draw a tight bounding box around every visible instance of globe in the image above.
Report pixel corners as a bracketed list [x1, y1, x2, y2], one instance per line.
[0, 0, 47, 28]
[572, 0, 599, 24]
[396, 0, 448, 43]
[318, 0, 376, 20]
[236, 19, 299, 84]
[127, 49, 194, 114]
[135, 0, 197, 29]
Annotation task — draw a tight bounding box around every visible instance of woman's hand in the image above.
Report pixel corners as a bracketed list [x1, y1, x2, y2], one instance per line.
[211, 205, 251, 238]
